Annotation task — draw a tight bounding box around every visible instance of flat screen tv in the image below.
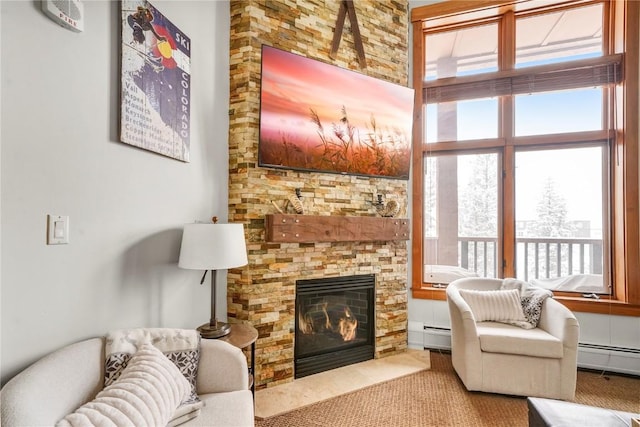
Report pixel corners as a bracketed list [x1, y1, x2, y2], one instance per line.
[258, 45, 414, 180]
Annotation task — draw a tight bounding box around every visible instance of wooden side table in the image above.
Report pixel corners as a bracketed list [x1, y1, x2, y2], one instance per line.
[218, 323, 258, 396]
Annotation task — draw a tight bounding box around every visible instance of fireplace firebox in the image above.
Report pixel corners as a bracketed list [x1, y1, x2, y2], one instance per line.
[295, 274, 375, 378]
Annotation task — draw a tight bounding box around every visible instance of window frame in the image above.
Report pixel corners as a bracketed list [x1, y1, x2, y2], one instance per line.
[410, 0, 640, 316]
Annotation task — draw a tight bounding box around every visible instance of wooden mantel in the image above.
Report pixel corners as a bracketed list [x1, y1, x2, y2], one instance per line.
[265, 214, 410, 243]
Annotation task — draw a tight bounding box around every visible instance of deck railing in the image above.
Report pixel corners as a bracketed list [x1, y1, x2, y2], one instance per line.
[459, 237, 498, 278]
[458, 237, 603, 281]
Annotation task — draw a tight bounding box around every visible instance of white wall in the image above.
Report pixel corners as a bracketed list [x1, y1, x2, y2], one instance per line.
[0, 0, 230, 385]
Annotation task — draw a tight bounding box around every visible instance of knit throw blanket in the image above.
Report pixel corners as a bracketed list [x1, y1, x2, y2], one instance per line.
[501, 278, 553, 329]
[105, 328, 201, 405]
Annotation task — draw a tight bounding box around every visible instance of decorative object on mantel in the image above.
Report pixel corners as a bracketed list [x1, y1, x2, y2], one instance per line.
[271, 188, 305, 215]
[265, 214, 410, 243]
[372, 194, 401, 217]
[330, 0, 366, 69]
[178, 217, 248, 338]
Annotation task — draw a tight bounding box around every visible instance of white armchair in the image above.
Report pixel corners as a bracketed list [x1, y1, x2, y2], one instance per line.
[446, 277, 580, 400]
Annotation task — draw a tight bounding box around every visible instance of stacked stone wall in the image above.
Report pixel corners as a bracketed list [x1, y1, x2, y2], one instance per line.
[228, 0, 410, 388]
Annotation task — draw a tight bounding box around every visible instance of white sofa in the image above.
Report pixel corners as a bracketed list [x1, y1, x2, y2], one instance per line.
[446, 277, 580, 400]
[1, 337, 255, 427]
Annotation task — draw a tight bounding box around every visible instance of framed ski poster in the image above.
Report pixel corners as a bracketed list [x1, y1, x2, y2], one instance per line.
[120, 1, 191, 161]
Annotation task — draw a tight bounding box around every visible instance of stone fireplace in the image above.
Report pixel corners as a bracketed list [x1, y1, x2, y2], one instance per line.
[226, 0, 410, 389]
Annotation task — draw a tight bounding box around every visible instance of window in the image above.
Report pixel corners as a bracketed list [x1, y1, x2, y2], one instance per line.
[411, 0, 639, 315]
[424, 152, 500, 279]
[515, 3, 604, 68]
[514, 146, 607, 283]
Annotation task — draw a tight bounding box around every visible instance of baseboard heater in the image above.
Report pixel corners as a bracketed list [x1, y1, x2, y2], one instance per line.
[577, 343, 640, 376]
[422, 325, 452, 351]
[421, 325, 640, 376]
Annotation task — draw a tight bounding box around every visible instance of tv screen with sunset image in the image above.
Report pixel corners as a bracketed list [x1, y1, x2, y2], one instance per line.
[258, 45, 414, 180]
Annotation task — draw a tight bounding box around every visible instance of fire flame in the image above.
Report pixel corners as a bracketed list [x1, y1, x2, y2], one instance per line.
[299, 301, 358, 342]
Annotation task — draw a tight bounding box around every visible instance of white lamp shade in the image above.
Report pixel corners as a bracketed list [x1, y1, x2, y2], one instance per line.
[178, 223, 248, 270]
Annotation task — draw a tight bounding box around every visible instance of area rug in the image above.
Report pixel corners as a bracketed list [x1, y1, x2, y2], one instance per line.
[255, 350, 430, 419]
[255, 351, 640, 427]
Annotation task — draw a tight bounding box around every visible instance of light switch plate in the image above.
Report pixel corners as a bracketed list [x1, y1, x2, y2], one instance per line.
[47, 215, 69, 245]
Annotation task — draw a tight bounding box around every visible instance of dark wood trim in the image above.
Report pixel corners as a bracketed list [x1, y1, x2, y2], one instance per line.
[411, 20, 426, 295]
[621, 0, 640, 305]
[411, 0, 514, 24]
[502, 145, 515, 278]
[500, 11, 515, 278]
[422, 138, 506, 152]
[330, 1, 366, 68]
[610, 0, 626, 304]
[557, 297, 640, 316]
[264, 214, 410, 243]
[329, 0, 348, 59]
[412, 0, 604, 25]
[423, 131, 612, 152]
[507, 130, 613, 147]
[411, 287, 447, 301]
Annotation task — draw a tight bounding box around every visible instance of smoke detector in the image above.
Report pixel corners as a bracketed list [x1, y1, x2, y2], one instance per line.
[42, 0, 84, 33]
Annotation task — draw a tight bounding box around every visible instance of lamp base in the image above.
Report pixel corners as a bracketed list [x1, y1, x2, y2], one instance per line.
[197, 321, 231, 339]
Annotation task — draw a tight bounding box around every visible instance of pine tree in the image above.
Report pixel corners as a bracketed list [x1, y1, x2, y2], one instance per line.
[532, 177, 575, 277]
[534, 177, 574, 238]
[458, 154, 498, 277]
[459, 154, 497, 237]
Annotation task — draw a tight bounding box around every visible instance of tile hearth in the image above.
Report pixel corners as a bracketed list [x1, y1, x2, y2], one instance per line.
[254, 349, 430, 419]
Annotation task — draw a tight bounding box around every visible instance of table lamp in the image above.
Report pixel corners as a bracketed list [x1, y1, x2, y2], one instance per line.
[178, 217, 248, 338]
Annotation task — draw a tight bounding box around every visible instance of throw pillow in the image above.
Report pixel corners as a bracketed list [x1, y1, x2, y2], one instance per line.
[105, 328, 201, 407]
[500, 278, 553, 329]
[520, 294, 547, 328]
[459, 288, 527, 323]
[56, 343, 191, 427]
